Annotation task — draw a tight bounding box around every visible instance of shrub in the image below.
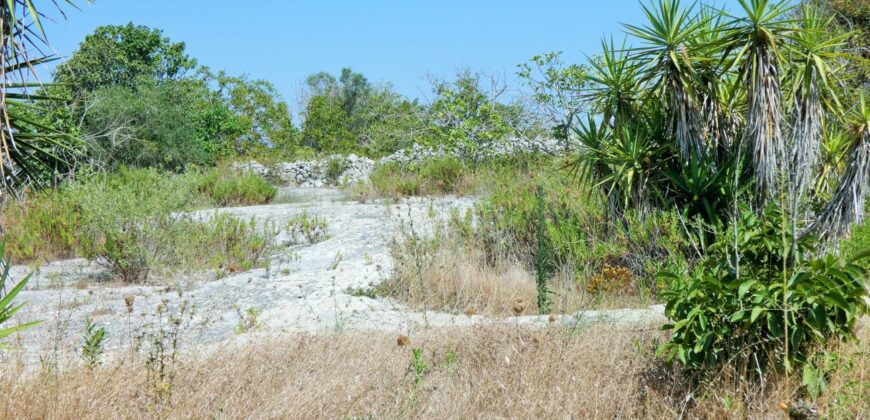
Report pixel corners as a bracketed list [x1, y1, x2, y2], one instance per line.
[366, 156, 471, 198]
[197, 167, 276, 206]
[285, 212, 330, 244]
[0, 167, 275, 281]
[368, 162, 419, 198]
[0, 188, 82, 262]
[469, 163, 686, 293]
[324, 157, 348, 182]
[658, 206, 869, 376]
[418, 156, 465, 192]
[100, 221, 151, 282]
[186, 214, 270, 276]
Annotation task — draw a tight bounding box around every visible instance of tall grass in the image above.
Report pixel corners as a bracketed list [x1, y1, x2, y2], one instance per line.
[371, 158, 688, 314]
[0, 167, 278, 281]
[2, 323, 866, 418]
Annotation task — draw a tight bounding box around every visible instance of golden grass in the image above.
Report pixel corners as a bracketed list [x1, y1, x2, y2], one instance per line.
[2, 323, 867, 419]
[380, 236, 653, 317]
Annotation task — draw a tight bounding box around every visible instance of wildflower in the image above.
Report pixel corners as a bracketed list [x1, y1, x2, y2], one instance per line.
[124, 295, 135, 313]
[512, 299, 525, 315]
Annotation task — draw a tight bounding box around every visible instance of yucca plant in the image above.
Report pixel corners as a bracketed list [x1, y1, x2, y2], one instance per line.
[566, 0, 870, 386]
[787, 4, 850, 201]
[691, 6, 740, 162]
[583, 37, 645, 131]
[624, 0, 708, 161]
[726, 0, 795, 204]
[661, 153, 740, 226]
[0, 0, 79, 192]
[0, 240, 41, 348]
[813, 126, 850, 198]
[810, 93, 870, 241]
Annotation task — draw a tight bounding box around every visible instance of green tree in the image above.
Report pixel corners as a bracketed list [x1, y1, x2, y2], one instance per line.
[83, 79, 222, 170]
[427, 71, 515, 164]
[353, 85, 429, 156]
[45, 23, 197, 160]
[209, 70, 299, 156]
[518, 52, 588, 142]
[300, 67, 374, 154]
[53, 23, 196, 95]
[301, 95, 356, 152]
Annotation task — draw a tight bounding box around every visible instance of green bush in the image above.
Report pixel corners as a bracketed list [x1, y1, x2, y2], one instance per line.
[100, 221, 151, 282]
[368, 162, 421, 198]
[286, 211, 330, 244]
[0, 167, 275, 281]
[658, 206, 869, 375]
[197, 167, 276, 206]
[419, 156, 465, 192]
[181, 214, 270, 276]
[325, 157, 348, 182]
[0, 188, 82, 262]
[469, 163, 686, 292]
[367, 156, 470, 198]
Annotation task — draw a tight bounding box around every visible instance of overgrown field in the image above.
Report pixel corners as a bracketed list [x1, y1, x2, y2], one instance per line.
[354, 157, 683, 314]
[0, 166, 277, 281]
[2, 323, 866, 419]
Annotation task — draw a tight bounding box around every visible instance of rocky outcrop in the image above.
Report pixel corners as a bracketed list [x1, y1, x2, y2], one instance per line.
[378, 137, 572, 166]
[233, 137, 571, 187]
[234, 154, 374, 187]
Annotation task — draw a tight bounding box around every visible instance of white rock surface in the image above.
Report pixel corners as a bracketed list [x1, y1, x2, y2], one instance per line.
[7, 188, 664, 365]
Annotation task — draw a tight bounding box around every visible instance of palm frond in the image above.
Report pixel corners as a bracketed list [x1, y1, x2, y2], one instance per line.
[728, 0, 796, 204]
[624, 0, 708, 161]
[809, 94, 870, 240]
[0, 0, 80, 192]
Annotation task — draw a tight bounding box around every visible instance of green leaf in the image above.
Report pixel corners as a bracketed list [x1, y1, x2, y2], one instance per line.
[738, 280, 756, 297]
[750, 306, 763, 323]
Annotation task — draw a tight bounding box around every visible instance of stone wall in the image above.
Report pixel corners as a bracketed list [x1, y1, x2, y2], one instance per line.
[233, 137, 571, 187]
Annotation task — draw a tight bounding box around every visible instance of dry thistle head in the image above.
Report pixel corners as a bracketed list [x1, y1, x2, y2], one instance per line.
[464, 307, 475, 317]
[511, 299, 525, 316]
[397, 334, 410, 347]
[124, 295, 135, 313]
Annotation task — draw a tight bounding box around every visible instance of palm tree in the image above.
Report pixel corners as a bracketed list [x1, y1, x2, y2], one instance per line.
[810, 93, 870, 240]
[0, 1, 78, 192]
[726, 0, 794, 205]
[624, 0, 707, 162]
[787, 4, 850, 202]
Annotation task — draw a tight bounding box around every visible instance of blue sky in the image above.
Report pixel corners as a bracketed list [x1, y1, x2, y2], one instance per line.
[41, 0, 741, 110]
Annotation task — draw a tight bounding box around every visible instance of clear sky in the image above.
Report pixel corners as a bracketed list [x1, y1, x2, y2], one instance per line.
[41, 0, 742, 110]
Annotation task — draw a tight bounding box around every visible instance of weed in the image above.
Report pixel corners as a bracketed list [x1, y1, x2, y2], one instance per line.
[197, 166, 277, 206]
[325, 156, 349, 182]
[445, 350, 457, 370]
[533, 185, 552, 314]
[0, 167, 276, 282]
[135, 299, 193, 402]
[233, 305, 261, 334]
[81, 317, 108, 368]
[411, 348, 427, 387]
[329, 251, 342, 270]
[286, 211, 330, 244]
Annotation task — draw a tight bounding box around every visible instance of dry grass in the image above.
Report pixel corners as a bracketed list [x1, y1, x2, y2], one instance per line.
[376, 231, 653, 317]
[378, 244, 539, 316]
[2, 323, 866, 419]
